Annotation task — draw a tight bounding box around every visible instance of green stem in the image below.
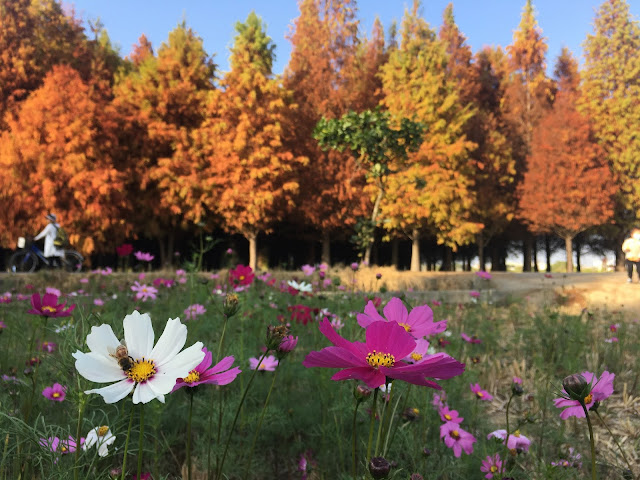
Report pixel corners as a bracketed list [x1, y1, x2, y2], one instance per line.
[581, 403, 597, 480]
[137, 404, 145, 478]
[375, 383, 392, 456]
[366, 389, 378, 463]
[73, 393, 86, 480]
[187, 394, 194, 480]
[501, 393, 514, 476]
[244, 365, 280, 479]
[217, 350, 270, 480]
[388, 384, 411, 449]
[595, 410, 635, 478]
[382, 388, 403, 456]
[121, 404, 136, 480]
[352, 401, 361, 480]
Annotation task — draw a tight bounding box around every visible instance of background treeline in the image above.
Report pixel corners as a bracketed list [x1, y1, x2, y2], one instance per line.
[1, 0, 639, 272]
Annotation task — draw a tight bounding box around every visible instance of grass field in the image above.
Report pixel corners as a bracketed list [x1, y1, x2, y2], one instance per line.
[0, 267, 638, 479]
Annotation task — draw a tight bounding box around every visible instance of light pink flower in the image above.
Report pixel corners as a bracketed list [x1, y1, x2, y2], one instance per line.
[46, 287, 61, 297]
[130, 282, 157, 302]
[480, 454, 502, 479]
[438, 406, 463, 424]
[184, 304, 206, 320]
[94, 298, 104, 306]
[301, 264, 316, 276]
[476, 271, 492, 280]
[461, 333, 482, 344]
[249, 355, 279, 371]
[134, 251, 154, 262]
[487, 429, 531, 452]
[470, 383, 493, 401]
[440, 421, 476, 457]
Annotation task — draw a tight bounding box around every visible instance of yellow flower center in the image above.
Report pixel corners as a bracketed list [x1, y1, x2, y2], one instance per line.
[398, 323, 411, 332]
[410, 353, 423, 362]
[584, 393, 593, 404]
[184, 370, 200, 384]
[514, 430, 521, 437]
[52, 392, 61, 398]
[366, 350, 395, 368]
[509, 448, 517, 456]
[476, 392, 484, 398]
[142, 287, 148, 293]
[450, 430, 460, 439]
[239, 275, 245, 281]
[42, 305, 57, 314]
[126, 358, 157, 383]
[61, 446, 68, 453]
[98, 426, 109, 437]
[444, 414, 452, 421]
[411, 408, 419, 415]
[490, 466, 498, 473]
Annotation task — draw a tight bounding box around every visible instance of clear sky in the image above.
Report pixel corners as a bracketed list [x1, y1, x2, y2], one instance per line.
[66, 0, 640, 76]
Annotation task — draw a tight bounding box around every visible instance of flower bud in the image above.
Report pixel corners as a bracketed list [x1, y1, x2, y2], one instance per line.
[368, 457, 390, 479]
[266, 325, 289, 351]
[401, 407, 420, 421]
[223, 293, 240, 317]
[562, 374, 589, 403]
[376, 273, 382, 280]
[512, 383, 524, 396]
[276, 335, 298, 360]
[354, 384, 372, 402]
[422, 447, 432, 457]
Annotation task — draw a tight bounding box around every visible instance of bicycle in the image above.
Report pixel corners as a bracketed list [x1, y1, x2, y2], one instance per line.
[8, 237, 84, 273]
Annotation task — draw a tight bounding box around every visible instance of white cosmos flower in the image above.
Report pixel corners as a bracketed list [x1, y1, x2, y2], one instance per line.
[72, 311, 205, 404]
[287, 280, 313, 293]
[82, 426, 116, 457]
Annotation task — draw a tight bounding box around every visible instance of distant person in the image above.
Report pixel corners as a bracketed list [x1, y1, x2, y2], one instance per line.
[34, 213, 65, 265]
[621, 228, 640, 283]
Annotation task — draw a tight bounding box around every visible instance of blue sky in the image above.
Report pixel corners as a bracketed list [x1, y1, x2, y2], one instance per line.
[67, 1, 640, 76]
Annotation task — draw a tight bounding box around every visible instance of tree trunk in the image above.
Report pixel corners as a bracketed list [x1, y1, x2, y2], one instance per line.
[247, 231, 258, 271]
[533, 236, 539, 272]
[565, 235, 574, 273]
[321, 231, 330, 266]
[523, 236, 532, 272]
[575, 237, 581, 272]
[410, 230, 420, 272]
[477, 234, 485, 271]
[158, 236, 166, 268]
[391, 238, 399, 270]
[615, 231, 626, 271]
[442, 246, 453, 271]
[545, 235, 552, 272]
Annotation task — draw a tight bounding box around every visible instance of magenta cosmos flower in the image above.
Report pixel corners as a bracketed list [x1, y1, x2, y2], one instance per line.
[134, 251, 154, 262]
[438, 406, 463, 424]
[357, 297, 447, 339]
[476, 271, 492, 280]
[249, 355, 279, 371]
[470, 383, 493, 401]
[42, 383, 66, 402]
[487, 429, 531, 452]
[480, 454, 503, 479]
[553, 371, 615, 419]
[440, 421, 476, 457]
[131, 282, 157, 302]
[40, 436, 83, 454]
[229, 264, 254, 287]
[28, 293, 75, 318]
[172, 348, 241, 392]
[461, 333, 481, 344]
[303, 319, 464, 389]
[184, 304, 206, 321]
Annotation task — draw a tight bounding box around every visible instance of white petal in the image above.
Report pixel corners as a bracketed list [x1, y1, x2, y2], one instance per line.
[149, 342, 204, 394]
[86, 324, 120, 358]
[150, 318, 187, 367]
[124, 311, 154, 359]
[83, 430, 98, 450]
[132, 382, 158, 404]
[97, 443, 109, 457]
[74, 352, 126, 383]
[85, 379, 133, 404]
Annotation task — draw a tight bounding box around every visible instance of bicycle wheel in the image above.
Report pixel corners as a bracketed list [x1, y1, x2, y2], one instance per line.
[63, 251, 84, 272]
[8, 250, 38, 273]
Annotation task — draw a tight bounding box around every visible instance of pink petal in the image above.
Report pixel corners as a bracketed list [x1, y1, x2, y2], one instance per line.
[302, 346, 365, 369]
[365, 321, 415, 361]
[382, 297, 408, 323]
[331, 367, 385, 388]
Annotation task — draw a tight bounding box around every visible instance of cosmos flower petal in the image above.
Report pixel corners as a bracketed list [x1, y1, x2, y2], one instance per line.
[356, 300, 386, 328]
[152, 342, 205, 393]
[200, 365, 242, 386]
[85, 379, 133, 404]
[85, 324, 120, 358]
[73, 351, 125, 383]
[382, 297, 408, 323]
[206, 354, 233, 374]
[302, 346, 366, 369]
[150, 318, 187, 367]
[133, 382, 158, 404]
[365, 321, 415, 360]
[123, 311, 154, 359]
[318, 319, 366, 356]
[331, 367, 386, 388]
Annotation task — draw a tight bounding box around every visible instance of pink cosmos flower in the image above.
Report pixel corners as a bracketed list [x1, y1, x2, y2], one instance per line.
[298, 450, 317, 480]
[432, 391, 447, 409]
[403, 338, 431, 364]
[330, 317, 344, 330]
[487, 429, 531, 452]
[40, 341, 57, 353]
[42, 383, 66, 402]
[226, 248, 233, 255]
[470, 383, 493, 401]
[480, 454, 503, 479]
[28, 293, 75, 318]
[609, 323, 620, 333]
[350, 262, 359, 271]
[0, 292, 11, 304]
[303, 319, 464, 389]
[357, 297, 447, 339]
[94, 298, 104, 306]
[176, 269, 187, 276]
[249, 355, 279, 371]
[513, 376, 523, 384]
[553, 371, 615, 419]
[278, 335, 298, 354]
[172, 348, 241, 392]
[440, 421, 476, 457]
[469, 290, 481, 298]
[301, 264, 316, 276]
[45, 287, 61, 297]
[461, 333, 482, 344]
[40, 436, 83, 455]
[438, 406, 463, 424]
[131, 282, 157, 302]
[229, 264, 254, 287]
[0, 320, 6, 331]
[604, 337, 618, 343]
[476, 271, 492, 280]
[184, 304, 206, 321]
[134, 251, 154, 262]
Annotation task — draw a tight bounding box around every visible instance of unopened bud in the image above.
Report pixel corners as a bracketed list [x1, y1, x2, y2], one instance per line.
[266, 324, 289, 351]
[354, 384, 372, 402]
[401, 407, 420, 421]
[368, 457, 390, 479]
[276, 335, 298, 360]
[376, 273, 382, 280]
[562, 374, 589, 403]
[23, 367, 33, 377]
[109, 467, 122, 478]
[223, 294, 240, 317]
[422, 447, 432, 457]
[512, 384, 524, 396]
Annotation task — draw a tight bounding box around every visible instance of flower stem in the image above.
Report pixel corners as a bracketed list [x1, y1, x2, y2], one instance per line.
[581, 403, 597, 480]
[595, 410, 635, 477]
[217, 350, 269, 480]
[244, 365, 279, 479]
[352, 401, 361, 480]
[187, 393, 194, 480]
[366, 389, 378, 463]
[121, 403, 136, 480]
[137, 403, 145, 478]
[501, 392, 514, 476]
[375, 383, 392, 456]
[73, 390, 86, 480]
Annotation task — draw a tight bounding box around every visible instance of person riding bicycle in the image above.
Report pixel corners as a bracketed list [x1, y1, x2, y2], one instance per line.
[34, 213, 65, 266]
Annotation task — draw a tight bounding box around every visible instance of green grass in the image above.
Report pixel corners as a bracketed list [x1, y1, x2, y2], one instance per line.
[0, 271, 638, 479]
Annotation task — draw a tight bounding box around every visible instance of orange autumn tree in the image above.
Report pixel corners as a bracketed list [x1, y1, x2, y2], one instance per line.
[518, 49, 615, 272]
[199, 12, 306, 270]
[0, 65, 127, 254]
[284, 0, 369, 264]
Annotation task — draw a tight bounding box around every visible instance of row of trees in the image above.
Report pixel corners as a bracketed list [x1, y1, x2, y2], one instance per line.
[1, 0, 639, 271]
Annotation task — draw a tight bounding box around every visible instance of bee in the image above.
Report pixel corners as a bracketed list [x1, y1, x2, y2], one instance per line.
[108, 340, 134, 373]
